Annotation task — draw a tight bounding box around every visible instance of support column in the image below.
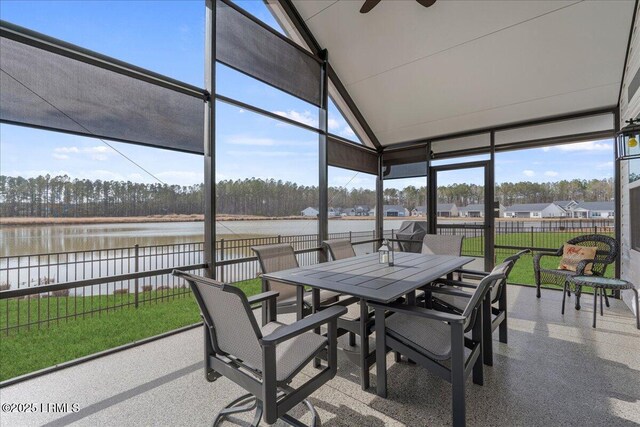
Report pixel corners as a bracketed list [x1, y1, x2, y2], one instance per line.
[204, 0, 216, 278]
[485, 132, 496, 271]
[376, 153, 384, 246]
[614, 109, 621, 281]
[318, 49, 329, 262]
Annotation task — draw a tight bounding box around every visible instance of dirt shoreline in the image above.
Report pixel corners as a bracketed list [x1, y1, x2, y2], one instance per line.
[0, 215, 612, 226]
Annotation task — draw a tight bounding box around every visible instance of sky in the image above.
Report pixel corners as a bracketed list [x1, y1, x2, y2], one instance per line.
[0, 0, 616, 192]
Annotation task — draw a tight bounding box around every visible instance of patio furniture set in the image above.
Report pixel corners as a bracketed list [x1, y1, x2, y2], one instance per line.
[174, 233, 636, 427]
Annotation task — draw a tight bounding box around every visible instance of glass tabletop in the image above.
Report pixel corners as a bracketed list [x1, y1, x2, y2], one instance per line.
[573, 276, 629, 286]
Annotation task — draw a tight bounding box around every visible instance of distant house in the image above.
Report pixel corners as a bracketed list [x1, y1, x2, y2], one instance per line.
[372, 205, 409, 217]
[553, 200, 578, 213]
[436, 203, 458, 218]
[411, 204, 459, 217]
[459, 203, 505, 218]
[504, 203, 566, 218]
[301, 207, 319, 217]
[328, 207, 341, 217]
[570, 201, 615, 218]
[353, 205, 371, 216]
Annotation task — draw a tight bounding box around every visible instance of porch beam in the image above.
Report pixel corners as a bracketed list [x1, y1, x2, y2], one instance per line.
[204, 0, 216, 278]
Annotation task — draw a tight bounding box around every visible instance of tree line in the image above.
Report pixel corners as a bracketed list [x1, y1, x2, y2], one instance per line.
[0, 175, 613, 218]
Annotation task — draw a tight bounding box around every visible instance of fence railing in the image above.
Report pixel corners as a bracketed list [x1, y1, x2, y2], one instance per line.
[0, 222, 615, 334]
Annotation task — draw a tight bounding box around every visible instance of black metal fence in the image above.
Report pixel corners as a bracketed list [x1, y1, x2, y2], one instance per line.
[0, 221, 615, 334]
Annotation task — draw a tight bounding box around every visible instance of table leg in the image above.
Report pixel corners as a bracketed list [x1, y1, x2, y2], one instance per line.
[296, 285, 304, 321]
[406, 290, 416, 306]
[634, 289, 640, 330]
[359, 298, 370, 390]
[593, 289, 597, 328]
[599, 287, 604, 316]
[312, 288, 321, 369]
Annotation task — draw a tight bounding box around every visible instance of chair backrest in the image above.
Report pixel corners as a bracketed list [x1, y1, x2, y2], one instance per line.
[173, 271, 264, 371]
[565, 234, 618, 276]
[252, 244, 299, 302]
[462, 261, 511, 331]
[324, 239, 356, 260]
[490, 249, 529, 302]
[421, 234, 464, 256]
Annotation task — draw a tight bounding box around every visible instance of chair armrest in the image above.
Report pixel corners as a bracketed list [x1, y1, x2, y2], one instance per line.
[533, 249, 563, 268]
[260, 306, 347, 346]
[368, 302, 466, 323]
[247, 291, 279, 305]
[575, 259, 611, 275]
[428, 279, 478, 289]
[456, 268, 488, 277]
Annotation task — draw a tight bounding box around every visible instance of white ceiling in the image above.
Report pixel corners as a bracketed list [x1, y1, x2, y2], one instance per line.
[289, 0, 634, 146]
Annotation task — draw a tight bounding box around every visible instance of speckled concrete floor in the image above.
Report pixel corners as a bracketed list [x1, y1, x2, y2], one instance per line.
[1, 285, 639, 427]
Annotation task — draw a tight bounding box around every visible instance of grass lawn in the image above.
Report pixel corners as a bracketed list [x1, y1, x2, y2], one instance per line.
[1, 231, 615, 382]
[0, 279, 262, 382]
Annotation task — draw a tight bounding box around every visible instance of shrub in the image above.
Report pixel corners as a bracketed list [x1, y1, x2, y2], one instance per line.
[141, 285, 153, 292]
[51, 289, 70, 297]
[113, 289, 129, 295]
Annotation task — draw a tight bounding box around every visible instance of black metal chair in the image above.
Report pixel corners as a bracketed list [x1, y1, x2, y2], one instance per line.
[323, 239, 356, 260]
[370, 262, 510, 427]
[533, 234, 618, 309]
[425, 250, 530, 365]
[173, 270, 346, 427]
[252, 244, 342, 322]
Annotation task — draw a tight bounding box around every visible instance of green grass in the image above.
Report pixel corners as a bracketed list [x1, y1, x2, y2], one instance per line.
[0, 280, 262, 382]
[0, 231, 615, 382]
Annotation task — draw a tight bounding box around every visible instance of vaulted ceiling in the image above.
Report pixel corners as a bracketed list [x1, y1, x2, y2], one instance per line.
[288, 0, 634, 147]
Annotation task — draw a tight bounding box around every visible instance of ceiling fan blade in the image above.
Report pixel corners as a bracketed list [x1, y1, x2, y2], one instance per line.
[416, 0, 437, 7]
[360, 0, 381, 13]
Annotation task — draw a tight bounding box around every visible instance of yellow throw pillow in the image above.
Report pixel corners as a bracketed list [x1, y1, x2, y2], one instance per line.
[559, 244, 597, 273]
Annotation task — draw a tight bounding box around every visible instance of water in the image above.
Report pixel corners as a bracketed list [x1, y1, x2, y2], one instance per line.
[1, 220, 405, 257]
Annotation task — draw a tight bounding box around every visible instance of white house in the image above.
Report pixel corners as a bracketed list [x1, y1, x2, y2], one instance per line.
[436, 203, 458, 217]
[459, 203, 505, 218]
[301, 207, 319, 217]
[371, 205, 409, 217]
[411, 206, 426, 217]
[503, 203, 566, 218]
[570, 201, 615, 219]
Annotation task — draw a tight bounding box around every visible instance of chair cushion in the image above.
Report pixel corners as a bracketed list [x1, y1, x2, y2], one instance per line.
[261, 321, 327, 382]
[385, 313, 452, 360]
[559, 244, 597, 273]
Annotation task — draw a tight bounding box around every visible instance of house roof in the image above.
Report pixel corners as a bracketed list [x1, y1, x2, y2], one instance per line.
[436, 203, 456, 211]
[574, 201, 615, 211]
[505, 203, 556, 212]
[459, 204, 485, 212]
[553, 200, 577, 209]
[285, 1, 631, 147]
[383, 205, 406, 212]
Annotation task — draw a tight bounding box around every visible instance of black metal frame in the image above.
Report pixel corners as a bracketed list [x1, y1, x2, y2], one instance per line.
[173, 270, 345, 426]
[428, 160, 495, 271]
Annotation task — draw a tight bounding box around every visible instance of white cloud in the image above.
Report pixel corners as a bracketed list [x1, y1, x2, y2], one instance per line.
[328, 118, 340, 131]
[595, 161, 614, 170]
[52, 145, 112, 161]
[273, 110, 318, 128]
[522, 170, 535, 177]
[542, 140, 612, 152]
[156, 171, 203, 185]
[544, 171, 559, 177]
[226, 150, 315, 158]
[340, 126, 356, 138]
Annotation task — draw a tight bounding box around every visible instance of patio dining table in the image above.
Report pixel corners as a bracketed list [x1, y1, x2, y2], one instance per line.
[261, 251, 473, 390]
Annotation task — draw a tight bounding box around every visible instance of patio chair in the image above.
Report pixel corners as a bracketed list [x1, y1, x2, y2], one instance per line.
[173, 270, 346, 427]
[252, 244, 342, 320]
[421, 234, 464, 256]
[370, 262, 511, 427]
[323, 239, 356, 260]
[425, 250, 530, 366]
[533, 234, 618, 308]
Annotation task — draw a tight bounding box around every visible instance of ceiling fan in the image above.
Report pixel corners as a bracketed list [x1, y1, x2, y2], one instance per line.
[360, 0, 436, 14]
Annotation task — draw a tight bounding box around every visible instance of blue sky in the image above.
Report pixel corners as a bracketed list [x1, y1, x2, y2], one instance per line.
[0, 1, 615, 191]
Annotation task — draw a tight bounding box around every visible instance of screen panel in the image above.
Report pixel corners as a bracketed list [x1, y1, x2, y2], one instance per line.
[382, 146, 428, 179]
[431, 133, 491, 156]
[216, 0, 321, 107]
[495, 114, 614, 146]
[328, 137, 378, 175]
[0, 33, 205, 154]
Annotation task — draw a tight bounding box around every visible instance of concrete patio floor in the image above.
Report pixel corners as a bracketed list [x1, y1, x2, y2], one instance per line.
[1, 285, 639, 426]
